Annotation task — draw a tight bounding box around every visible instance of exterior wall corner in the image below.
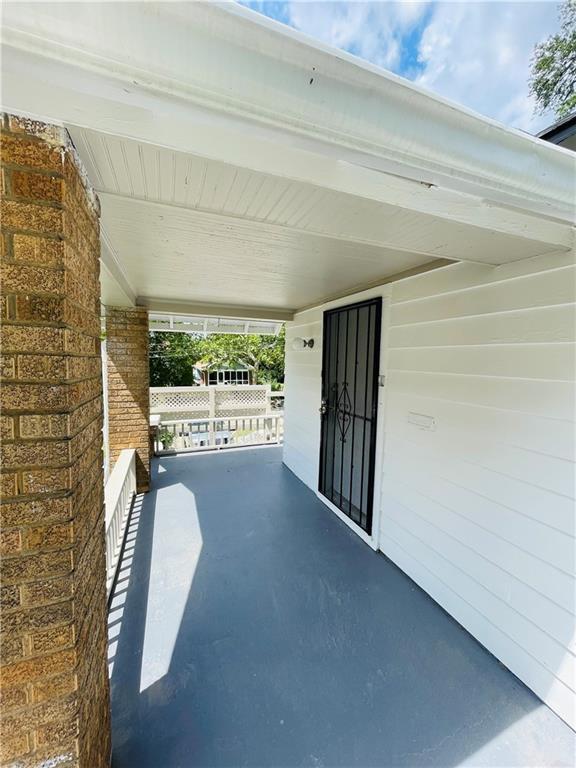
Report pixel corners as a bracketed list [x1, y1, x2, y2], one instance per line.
[104, 306, 150, 493]
[0, 112, 111, 768]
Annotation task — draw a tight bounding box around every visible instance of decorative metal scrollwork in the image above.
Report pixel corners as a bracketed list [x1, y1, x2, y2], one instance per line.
[336, 381, 352, 441]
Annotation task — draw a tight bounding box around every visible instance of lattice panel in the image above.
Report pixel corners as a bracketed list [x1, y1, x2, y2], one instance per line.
[150, 389, 210, 412]
[150, 386, 271, 418]
[215, 388, 268, 411]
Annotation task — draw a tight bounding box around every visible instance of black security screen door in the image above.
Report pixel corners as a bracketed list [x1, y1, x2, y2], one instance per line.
[319, 297, 382, 534]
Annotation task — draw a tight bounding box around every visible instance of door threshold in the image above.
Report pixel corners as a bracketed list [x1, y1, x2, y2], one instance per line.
[316, 492, 378, 550]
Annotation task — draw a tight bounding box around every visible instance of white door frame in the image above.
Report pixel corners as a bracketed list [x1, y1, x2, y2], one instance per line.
[315, 285, 391, 551]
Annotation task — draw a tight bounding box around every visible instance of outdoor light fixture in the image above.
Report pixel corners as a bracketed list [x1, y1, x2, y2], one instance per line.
[291, 337, 315, 351]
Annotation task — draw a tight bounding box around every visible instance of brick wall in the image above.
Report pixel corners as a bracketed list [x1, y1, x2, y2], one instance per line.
[105, 307, 150, 492]
[0, 115, 111, 767]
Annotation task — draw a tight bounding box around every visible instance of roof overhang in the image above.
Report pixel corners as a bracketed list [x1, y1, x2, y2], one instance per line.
[149, 312, 283, 336]
[537, 114, 576, 152]
[2, 2, 574, 315]
[537, 113, 576, 144]
[2, 2, 574, 216]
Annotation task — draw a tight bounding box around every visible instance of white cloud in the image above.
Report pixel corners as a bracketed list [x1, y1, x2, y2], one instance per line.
[264, 0, 562, 132]
[286, 2, 430, 71]
[414, 1, 560, 131]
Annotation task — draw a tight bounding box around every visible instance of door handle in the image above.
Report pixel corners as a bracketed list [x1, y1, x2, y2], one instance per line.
[319, 398, 328, 415]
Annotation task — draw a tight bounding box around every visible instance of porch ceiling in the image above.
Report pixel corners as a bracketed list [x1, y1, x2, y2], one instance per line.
[94, 180, 447, 313]
[70, 125, 570, 315]
[2, 2, 574, 316]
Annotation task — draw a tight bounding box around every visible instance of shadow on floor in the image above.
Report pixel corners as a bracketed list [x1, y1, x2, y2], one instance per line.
[108, 447, 575, 768]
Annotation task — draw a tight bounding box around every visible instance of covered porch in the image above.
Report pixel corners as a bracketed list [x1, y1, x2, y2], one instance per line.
[1, 3, 575, 766]
[108, 448, 574, 768]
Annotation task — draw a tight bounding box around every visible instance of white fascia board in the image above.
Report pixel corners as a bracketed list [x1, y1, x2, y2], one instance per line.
[1, 2, 574, 231]
[139, 299, 294, 323]
[149, 314, 282, 336]
[100, 261, 135, 309]
[3, 48, 573, 257]
[100, 232, 137, 307]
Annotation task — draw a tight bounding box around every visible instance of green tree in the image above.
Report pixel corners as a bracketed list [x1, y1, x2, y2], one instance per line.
[149, 332, 203, 386]
[254, 326, 285, 388]
[149, 328, 285, 387]
[197, 328, 285, 386]
[530, 1, 576, 118]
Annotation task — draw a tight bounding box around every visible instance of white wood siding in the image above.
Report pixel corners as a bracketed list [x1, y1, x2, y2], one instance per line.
[283, 316, 324, 490]
[283, 253, 576, 728]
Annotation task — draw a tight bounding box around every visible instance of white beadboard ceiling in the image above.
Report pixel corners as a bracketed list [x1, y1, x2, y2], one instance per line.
[98, 193, 433, 310]
[69, 126, 568, 314]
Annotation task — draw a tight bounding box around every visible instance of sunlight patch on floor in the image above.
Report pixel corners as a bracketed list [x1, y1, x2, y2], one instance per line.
[457, 707, 561, 767]
[139, 482, 203, 693]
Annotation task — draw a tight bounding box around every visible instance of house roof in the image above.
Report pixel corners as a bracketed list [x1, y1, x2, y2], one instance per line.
[2, 2, 574, 318]
[537, 113, 576, 151]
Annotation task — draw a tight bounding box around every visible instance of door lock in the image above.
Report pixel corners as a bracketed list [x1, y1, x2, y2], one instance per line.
[319, 398, 328, 415]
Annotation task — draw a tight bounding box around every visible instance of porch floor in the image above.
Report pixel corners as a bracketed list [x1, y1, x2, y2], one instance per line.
[108, 447, 574, 767]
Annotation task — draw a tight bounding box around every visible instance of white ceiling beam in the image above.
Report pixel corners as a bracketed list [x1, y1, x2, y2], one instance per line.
[138, 298, 294, 323]
[1, 1, 572, 214]
[148, 314, 281, 336]
[97, 191, 562, 267]
[4, 56, 572, 254]
[100, 231, 137, 306]
[100, 261, 134, 309]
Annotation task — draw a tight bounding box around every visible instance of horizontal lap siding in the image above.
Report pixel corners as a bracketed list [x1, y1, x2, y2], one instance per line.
[390, 304, 576, 346]
[283, 315, 323, 491]
[382, 255, 576, 728]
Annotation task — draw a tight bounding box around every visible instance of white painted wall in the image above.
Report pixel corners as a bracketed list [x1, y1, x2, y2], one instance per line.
[283, 252, 576, 729]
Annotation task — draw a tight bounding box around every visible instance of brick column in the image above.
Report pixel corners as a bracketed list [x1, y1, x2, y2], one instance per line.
[105, 307, 150, 492]
[0, 115, 110, 767]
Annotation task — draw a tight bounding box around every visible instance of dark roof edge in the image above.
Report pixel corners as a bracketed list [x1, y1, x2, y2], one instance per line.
[537, 112, 576, 144]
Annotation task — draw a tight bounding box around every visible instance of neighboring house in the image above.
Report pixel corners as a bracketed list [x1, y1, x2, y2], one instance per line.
[195, 362, 252, 385]
[538, 113, 576, 151]
[207, 366, 251, 385]
[0, 3, 574, 766]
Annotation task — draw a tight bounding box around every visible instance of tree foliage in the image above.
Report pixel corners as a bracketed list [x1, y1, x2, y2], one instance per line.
[149, 331, 203, 387]
[149, 327, 285, 387]
[530, 1, 576, 118]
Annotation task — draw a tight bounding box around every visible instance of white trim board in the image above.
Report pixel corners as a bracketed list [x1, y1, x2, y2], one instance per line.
[316, 492, 378, 551]
[293, 285, 392, 552]
[2, 3, 574, 217]
[2, 3, 574, 228]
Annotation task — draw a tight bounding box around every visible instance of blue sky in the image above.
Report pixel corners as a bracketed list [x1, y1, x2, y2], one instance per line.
[238, 1, 562, 133]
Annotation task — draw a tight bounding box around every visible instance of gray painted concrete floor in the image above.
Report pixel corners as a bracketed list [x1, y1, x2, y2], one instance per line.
[108, 447, 575, 768]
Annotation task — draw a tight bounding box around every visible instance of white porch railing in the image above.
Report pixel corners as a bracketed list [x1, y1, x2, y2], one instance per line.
[104, 449, 137, 598]
[155, 414, 284, 454]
